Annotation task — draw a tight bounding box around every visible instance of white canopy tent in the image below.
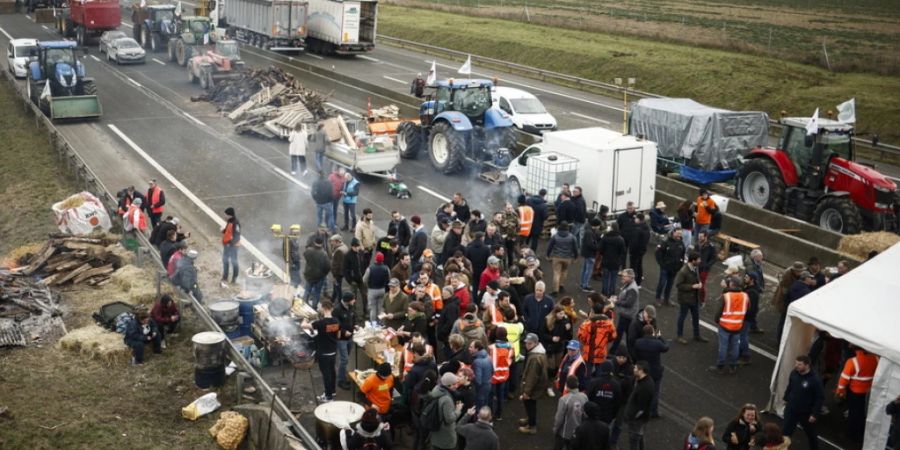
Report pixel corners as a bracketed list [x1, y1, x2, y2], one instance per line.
[769, 243, 900, 450]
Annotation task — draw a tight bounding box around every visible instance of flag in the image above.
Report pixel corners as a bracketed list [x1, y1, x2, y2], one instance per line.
[425, 61, 436, 86]
[175, 1, 182, 16]
[458, 55, 471, 76]
[40, 81, 50, 100]
[805, 108, 819, 136]
[837, 98, 856, 123]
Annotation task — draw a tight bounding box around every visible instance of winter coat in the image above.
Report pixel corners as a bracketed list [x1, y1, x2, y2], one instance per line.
[500, 212, 519, 239]
[696, 241, 718, 272]
[343, 249, 365, 284]
[430, 224, 447, 254]
[762, 437, 792, 450]
[403, 354, 437, 395]
[465, 239, 491, 282]
[388, 218, 412, 248]
[546, 315, 574, 355]
[571, 195, 587, 224]
[553, 391, 588, 439]
[401, 312, 428, 340]
[617, 211, 637, 245]
[288, 128, 308, 156]
[307, 128, 327, 154]
[172, 257, 202, 301]
[785, 280, 812, 307]
[721, 417, 761, 450]
[649, 208, 671, 234]
[365, 262, 391, 290]
[634, 336, 669, 380]
[453, 200, 471, 224]
[656, 236, 686, 273]
[577, 316, 617, 364]
[354, 220, 377, 251]
[772, 268, 799, 313]
[342, 177, 360, 204]
[382, 291, 409, 330]
[457, 420, 499, 450]
[302, 247, 331, 283]
[333, 300, 356, 340]
[615, 281, 641, 319]
[629, 222, 652, 255]
[571, 416, 611, 450]
[783, 369, 824, 415]
[428, 384, 462, 449]
[626, 311, 656, 359]
[547, 230, 578, 259]
[556, 199, 576, 225]
[443, 230, 465, 260]
[674, 263, 701, 306]
[624, 375, 655, 423]
[599, 230, 626, 270]
[585, 374, 624, 424]
[328, 172, 343, 200]
[521, 343, 549, 399]
[331, 243, 348, 278]
[522, 294, 554, 336]
[436, 296, 460, 341]
[124, 317, 159, 347]
[581, 226, 601, 258]
[151, 301, 179, 325]
[527, 195, 549, 234]
[471, 349, 493, 388]
[159, 239, 179, 268]
[340, 423, 392, 450]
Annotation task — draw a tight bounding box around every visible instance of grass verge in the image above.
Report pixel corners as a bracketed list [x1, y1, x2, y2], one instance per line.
[379, 4, 900, 144]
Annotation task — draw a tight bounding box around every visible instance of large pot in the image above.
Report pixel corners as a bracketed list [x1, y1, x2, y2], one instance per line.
[233, 291, 265, 336]
[191, 331, 227, 369]
[314, 401, 365, 449]
[208, 301, 240, 332]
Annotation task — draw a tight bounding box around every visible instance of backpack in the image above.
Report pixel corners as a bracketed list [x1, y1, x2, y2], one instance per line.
[420, 394, 444, 432]
[92, 301, 135, 332]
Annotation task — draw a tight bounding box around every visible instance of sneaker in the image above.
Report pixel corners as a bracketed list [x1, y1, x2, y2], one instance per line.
[547, 387, 555, 397]
[517, 426, 537, 435]
[220, 281, 229, 289]
[677, 337, 688, 345]
[169, 332, 179, 338]
[517, 418, 529, 426]
[694, 336, 709, 343]
[302, 170, 309, 176]
[160, 340, 167, 350]
[316, 394, 333, 403]
[581, 286, 595, 293]
[707, 365, 725, 375]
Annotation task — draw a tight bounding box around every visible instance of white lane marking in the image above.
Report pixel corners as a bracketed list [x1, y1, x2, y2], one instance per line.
[697, 320, 777, 361]
[90, 55, 101, 62]
[382, 75, 406, 84]
[183, 112, 204, 126]
[107, 124, 287, 280]
[41, 25, 49, 31]
[125, 76, 142, 87]
[305, 53, 323, 60]
[325, 102, 362, 118]
[121, 23, 133, 29]
[0, 26, 12, 40]
[429, 60, 624, 112]
[152, 58, 166, 65]
[570, 111, 611, 124]
[417, 185, 451, 202]
[25, 15, 31, 20]
[357, 55, 380, 62]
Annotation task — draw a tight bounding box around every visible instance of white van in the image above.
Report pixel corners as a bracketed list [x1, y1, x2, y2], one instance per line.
[6, 39, 38, 79]
[492, 86, 557, 135]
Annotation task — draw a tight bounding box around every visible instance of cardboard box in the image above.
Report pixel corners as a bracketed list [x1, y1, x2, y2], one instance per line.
[320, 118, 343, 143]
[364, 337, 388, 360]
[0, 2, 17, 15]
[34, 8, 55, 23]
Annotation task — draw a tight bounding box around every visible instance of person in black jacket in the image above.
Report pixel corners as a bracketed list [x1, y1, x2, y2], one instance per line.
[466, 232, 492, 300]
[695, 231, 718, 303]
[616, 202, 638, 266]
[654, 229, 685, 306]
[124, 310, 161, 365]
[159, 228, 180, 268]
[624, 361, 655, 450]
[403, 343, 438, 400]
[303, 238, 331, 310]
[634, 325, 668, 419]
[452, 193, 471, 225]
[526, 189, 549, 251]
[343, 239, 368, 317]
[312, 171, 337, 233]
[599, 222, 627, 296]
[436, 287, 461, 358]
[571, 401, 611, 450]
[388, 211, 412, 250]
[585, 360, 623, 425]
[408, 215, 428, 263]
[334, 292, 357, 390]
[556, 192, 576, 225]
[782, 355, 825, 450]
[721, 403, 761, 450]
[571, 186, 588, 248]
[580, 218, 602, 293]
[629, 214, 651, 286]
[442, 220, 466, 265]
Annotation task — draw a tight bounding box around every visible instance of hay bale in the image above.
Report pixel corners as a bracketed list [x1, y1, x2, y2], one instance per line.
[209, 411, 249, 450]
[58, 324, 131, 367]
[838, 232, 900, 261]
[2, 243, 45, 268]
[105, 243, 134, 268]
[110, 265, 147, 290]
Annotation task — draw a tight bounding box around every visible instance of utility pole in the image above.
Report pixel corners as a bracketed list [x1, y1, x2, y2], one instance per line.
[614, 77, 635, 134]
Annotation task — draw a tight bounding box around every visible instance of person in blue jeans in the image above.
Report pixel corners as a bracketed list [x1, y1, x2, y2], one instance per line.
[333, 292, 357, 390]
[674, 253, 707, 345]
[311, 171, 337, 233]
[579, 219, 603, 293]
[654, 229, 685, 307]
[709, 276, 749, 375]
[340, 172, 360, 231]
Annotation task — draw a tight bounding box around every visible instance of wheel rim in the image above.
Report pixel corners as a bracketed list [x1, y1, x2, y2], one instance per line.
[432, 133, 448, 165]
[741, 171, 769, 208]
[819, 208, 844, 232]
[397, 132, 407, 151]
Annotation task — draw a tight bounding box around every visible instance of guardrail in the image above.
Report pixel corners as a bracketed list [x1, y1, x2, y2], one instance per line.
[0, 70, 320, 450]
[379, 35, 900, 162]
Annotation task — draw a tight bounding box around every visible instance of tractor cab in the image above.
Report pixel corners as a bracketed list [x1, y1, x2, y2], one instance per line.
[149, 5, 176, 23]
[31, 42, 84, 95]
[779, 117, 853, 190]
[178, 16, 214, 41]
[419, 79, 494, 126]
[214, 40, 240, 60]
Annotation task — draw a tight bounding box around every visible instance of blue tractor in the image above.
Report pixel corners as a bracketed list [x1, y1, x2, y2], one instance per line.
[396, 79, 517, 175]
[26, 41, 102, 120]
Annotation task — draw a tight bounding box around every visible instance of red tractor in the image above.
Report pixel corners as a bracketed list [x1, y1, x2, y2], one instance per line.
[736, 117, 898, 234]
[186, 40, 245, 90]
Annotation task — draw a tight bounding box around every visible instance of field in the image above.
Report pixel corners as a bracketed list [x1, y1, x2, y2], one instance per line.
[378, 4, 900, 144]
[386, 0, 900, 75]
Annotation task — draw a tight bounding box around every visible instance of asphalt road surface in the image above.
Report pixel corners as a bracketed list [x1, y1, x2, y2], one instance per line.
[0, 11, 862, 450]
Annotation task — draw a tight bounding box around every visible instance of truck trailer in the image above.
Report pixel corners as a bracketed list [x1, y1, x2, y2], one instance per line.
[55, 0, 121, 46]
[219, 0, 308, 51]
[304, 0, 376, 55]
[505, 127, 658, 214]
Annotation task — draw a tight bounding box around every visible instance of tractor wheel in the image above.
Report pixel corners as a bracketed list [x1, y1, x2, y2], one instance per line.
[188, 64, 198, 83]
[76, 26, 85, 46]
[397, 121, 422, 159]
[151, 33, 162, 52]
[504, 176, 523, 200]
[82, 79, 97, 96]
[176, 41, 189, 66]
[813, 196, 862, 234]
[494, 126, 518, 153]
[429, 122, 465, 174]
[199, 69, 211, 89]
[736, 158, 786, 213]
[168, 40, 177, 62]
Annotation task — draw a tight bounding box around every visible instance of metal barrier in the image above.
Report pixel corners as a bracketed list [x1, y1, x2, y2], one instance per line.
[0, 70, 321, 450]
[379, 35, 900, 160]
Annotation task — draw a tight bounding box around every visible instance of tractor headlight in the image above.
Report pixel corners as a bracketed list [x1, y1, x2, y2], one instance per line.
[875, 185, 892, 193]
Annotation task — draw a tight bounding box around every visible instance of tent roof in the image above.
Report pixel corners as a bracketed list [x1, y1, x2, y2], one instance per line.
[787, 243, 900, 363]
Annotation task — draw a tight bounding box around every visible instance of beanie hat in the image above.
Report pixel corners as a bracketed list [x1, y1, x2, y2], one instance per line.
[351, 238, 361, 247]
[342, 291, 356, 302]
[375, 252, 385, 263]
[360, 409, 380, 433]
[615, 346, 629, 358]
[132, 197, 143, 206]
[441, 372, 459, 387]
[643, 305, 657, 320]
[224, 207, 235, 216]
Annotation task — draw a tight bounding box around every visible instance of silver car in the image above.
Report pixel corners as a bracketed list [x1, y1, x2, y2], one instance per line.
[108, 38, 146, 65]
[99, 30, 128, 54]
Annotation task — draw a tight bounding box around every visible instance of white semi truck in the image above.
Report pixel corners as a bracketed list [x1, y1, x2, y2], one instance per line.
[304, 0, 376, 55]
[505, 127, 658, 214]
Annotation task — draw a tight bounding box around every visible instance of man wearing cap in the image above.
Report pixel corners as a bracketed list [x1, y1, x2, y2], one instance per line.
[478, 255, 502, 294]
[173, 249, 202, 302]
[778, 269, 816, 341]
[381, 278, 409, 330]
[557, 340, 587, 395]
[649, 201, 672, 235]
[303, 237, 331, 310]
[312, 170, 337, 233]
[221, 207, 241, 285]
[334, 292, 357, 390]
[343, 238, 368, 317]
[694, 188, 718, 239]
[146, 179, 166, 228]
[519, 332, 549, 434]
[428, 372, 464, 450]
[364, 252, 391, 323]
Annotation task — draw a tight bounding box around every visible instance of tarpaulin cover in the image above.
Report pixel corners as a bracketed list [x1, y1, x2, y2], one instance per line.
[629, 98, 769, 171]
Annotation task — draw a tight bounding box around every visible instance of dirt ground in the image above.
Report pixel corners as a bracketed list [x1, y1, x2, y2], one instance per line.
[0, 80, 234, 449]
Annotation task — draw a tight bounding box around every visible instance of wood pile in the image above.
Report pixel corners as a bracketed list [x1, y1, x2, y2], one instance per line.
[191, 66, 328, 139]
[20, 233, 126, 287]
[0, 270, 59, 320]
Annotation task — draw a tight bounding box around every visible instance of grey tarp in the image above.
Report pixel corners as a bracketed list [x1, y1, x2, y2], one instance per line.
[628, 98, 769, 171]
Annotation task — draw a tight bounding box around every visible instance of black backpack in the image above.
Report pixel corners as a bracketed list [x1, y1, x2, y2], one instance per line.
[420, 394, 444, 432]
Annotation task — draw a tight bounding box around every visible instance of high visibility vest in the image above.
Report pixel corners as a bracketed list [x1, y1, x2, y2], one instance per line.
[489, 344, 512, 384]
[518, 206, 534, 237]
[837, 350, 878, 395]
[148, 186, 164, 214]
[718, 291, 749, 332]
[124, 204, 147, 232]
[556, 355, 585, 395]
[402, 343, 433, 377]
[489, 304, 504, 324]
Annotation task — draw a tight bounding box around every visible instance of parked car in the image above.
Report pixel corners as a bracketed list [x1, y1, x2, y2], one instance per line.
[107, 37, 146, 64]
[6, 38, 39, 78]
[492, 86, 557, 134]
[98, 30, 128, 54]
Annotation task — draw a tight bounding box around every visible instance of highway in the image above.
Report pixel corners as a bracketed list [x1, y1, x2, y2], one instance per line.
[0, 10, 860, 450]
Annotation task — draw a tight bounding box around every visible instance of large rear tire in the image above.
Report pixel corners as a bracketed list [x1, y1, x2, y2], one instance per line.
[813, 196, 861, 234]
[397, 121, 423, 159]
[429, 122, 465, 174]
[176, 40, 189, 66]
[76, 26, 85, 46]
[199, 68, 211, 89]
[168, 40, 177, 62]
[736, 158, 786, 213]
[82, 79, 97, 96]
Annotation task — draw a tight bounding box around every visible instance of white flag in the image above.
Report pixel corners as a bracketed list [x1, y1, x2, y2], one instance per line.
[837, 98, 856, 123]
[40, 81, 50, 100]
[175, 1, 182, 16]
[203, 32, 210, 45]
[805, 108, 819, 136]
[425, 61, 436, 86]
[458, 55, 471, 76]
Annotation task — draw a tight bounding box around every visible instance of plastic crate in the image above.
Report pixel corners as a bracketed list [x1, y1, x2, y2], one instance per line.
[524, 152, 579, 199]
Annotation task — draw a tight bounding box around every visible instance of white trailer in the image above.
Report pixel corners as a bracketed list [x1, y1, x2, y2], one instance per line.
[505, 127, 658, 214]
[304, 0, 376, 55]
[219, 0, 308, 50]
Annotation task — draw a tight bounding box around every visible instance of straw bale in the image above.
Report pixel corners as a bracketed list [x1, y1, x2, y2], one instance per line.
[838, 232, 900, 260]
[209, 411, 249, 450]
[2, 243, 44, 268]
[58, 324, 131, 367]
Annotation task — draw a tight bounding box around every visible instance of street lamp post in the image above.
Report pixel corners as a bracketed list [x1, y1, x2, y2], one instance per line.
[614, 77, 636, 134]
[270, 223, 301, 301]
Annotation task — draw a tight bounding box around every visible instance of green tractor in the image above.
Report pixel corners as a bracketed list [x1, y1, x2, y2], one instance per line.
[168, 16, 216, 66]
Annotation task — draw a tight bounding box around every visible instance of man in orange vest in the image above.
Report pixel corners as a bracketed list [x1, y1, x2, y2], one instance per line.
[489, 326, 514, 420]
[146, 179, 166, 228]
[836, 347, 878, 442]
[401, 332, 433, 378]
[222, 207, 241, 285]
[517, 195, 534, 247]
[710, 276, 748, 375]
[555, 340, 587, 395]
